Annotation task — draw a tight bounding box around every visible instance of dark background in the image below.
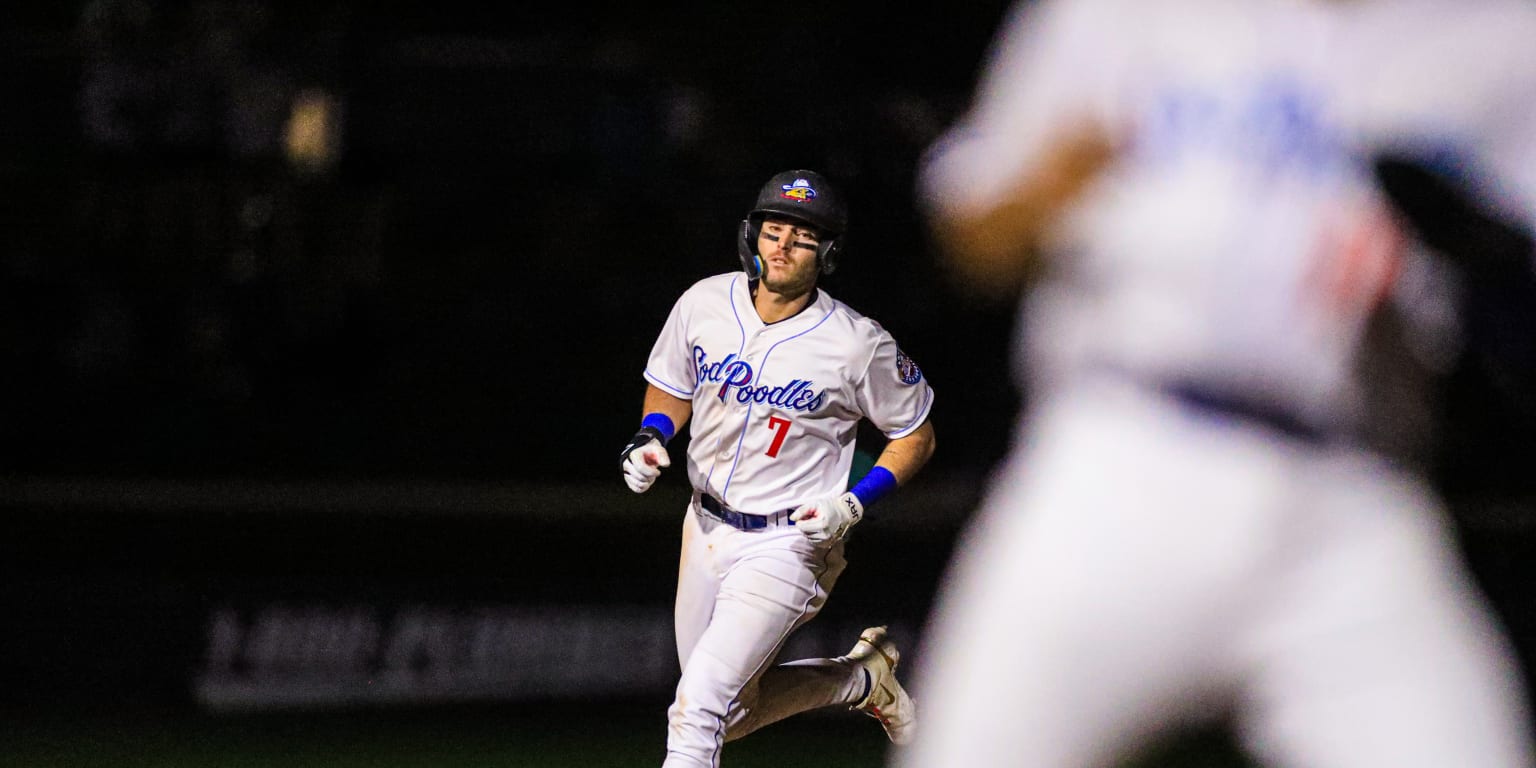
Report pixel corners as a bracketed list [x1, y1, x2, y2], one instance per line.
[2, 0, 1024, 482]
[4, 2, 1536, 766]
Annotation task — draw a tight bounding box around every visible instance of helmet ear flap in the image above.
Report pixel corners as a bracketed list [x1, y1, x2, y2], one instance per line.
[817, 237, 842, 275]
[738, 217, 764, 280]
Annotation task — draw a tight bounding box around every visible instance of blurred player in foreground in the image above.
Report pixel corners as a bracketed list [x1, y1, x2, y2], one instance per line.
[900, 0, 1536, 766]
[622, 169, 937, 767]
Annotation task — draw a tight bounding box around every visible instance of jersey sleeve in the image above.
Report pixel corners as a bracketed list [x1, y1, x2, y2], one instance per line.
[643, 291, 697, 398]
[855, 330, 935, 439]
[917, 0, 1119, 221]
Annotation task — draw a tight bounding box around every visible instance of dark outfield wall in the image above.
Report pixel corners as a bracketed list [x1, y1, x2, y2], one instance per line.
[2, 477, 969, 716]
[7, 476, 1536, 721]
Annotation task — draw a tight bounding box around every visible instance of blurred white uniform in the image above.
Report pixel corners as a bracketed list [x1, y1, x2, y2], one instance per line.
[904, 0, 1536, 765]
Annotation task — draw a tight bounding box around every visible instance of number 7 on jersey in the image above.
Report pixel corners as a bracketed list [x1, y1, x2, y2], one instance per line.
[765, 415, 792, 458]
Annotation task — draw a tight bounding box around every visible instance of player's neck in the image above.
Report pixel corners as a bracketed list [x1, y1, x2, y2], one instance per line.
[752, 283, 817, 324]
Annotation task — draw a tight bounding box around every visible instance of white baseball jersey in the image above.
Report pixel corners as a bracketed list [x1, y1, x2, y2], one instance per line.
[644, 272, 934, 513]
[643, 271, 933, 768]
[902, 1, 1536, 767]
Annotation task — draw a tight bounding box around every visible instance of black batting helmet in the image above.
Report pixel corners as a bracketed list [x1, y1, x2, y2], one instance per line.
[737, 169, 848, 280]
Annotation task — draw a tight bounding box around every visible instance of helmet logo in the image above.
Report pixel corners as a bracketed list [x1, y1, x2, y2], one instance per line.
[779, 178, 818, 201]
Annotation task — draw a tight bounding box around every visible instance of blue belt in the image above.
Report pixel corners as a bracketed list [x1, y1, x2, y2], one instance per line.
[1163, 383, 1330, 445]
[697, 492, 797, 531]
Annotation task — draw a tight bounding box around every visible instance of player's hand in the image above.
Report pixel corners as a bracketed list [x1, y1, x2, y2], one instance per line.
[621, 429, 671, 494]
[791, 492, 864, 543]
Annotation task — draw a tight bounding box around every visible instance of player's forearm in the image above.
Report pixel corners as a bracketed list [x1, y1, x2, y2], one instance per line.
[642, 384, 692, 437]
[872, 420, 936, 487]
[840, 420, 934, 516]
[933, 123, 1115, 298]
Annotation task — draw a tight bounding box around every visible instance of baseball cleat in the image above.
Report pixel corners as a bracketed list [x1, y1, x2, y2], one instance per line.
[842, 625, 916, 745]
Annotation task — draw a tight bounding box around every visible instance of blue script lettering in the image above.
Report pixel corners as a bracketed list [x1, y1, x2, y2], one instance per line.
[693, 346, 827, 413]
[1137, 74, 1346, 181]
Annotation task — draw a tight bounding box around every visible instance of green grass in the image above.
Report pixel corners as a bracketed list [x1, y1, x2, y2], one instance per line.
[4, 700, 1254, 768]
[5, 701, 889, 768]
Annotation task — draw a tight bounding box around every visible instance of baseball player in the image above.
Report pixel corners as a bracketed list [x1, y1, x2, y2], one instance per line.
[900, 1, 1536, 767]
[621, 169, 937, 768]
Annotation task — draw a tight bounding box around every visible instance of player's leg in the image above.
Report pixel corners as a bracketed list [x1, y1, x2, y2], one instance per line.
[722, 553, 874, 741]
[896, 383, 1284, 768]
[664, 506, 731, 767]
[729, 625, 914, 744]
[1233, 451, 1533, 768]
[663, 523, 846, 768]
[723, 657, 861, 737]
[673, 506, 719, 670]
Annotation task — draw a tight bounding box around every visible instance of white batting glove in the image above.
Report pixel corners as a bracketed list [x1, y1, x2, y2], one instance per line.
[620, 432, 671, 494]
[791, 492, 864, 543]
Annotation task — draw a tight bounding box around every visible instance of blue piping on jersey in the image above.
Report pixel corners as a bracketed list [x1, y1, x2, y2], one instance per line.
[644, 368, 694, 399]
[704, 275, 753, 495]
[887, 386, 934, 439]
[720, 302, 837, 500]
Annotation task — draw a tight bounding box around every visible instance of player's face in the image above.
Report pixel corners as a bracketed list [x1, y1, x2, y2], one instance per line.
[757, 216, 821, 296]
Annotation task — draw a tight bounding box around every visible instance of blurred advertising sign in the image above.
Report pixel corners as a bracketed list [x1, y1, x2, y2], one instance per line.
[195, 602, 676, 711]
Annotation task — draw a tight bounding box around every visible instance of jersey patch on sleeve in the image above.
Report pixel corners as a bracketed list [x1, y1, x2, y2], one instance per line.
[896, 350, 923, 385]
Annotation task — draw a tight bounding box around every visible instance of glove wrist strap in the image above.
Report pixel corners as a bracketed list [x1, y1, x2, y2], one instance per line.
[620, 426, 668, 465]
